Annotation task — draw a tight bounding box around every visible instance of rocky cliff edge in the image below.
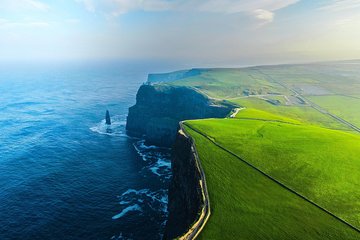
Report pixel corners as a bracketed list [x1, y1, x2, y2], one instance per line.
[126, 84, 233, 147]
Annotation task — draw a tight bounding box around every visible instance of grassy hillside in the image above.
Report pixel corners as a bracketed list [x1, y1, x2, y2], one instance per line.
[233, 108, 301, 124]
[307, 95, 360, 128]
[185, 125, 359, 239]
[230, 97, 348, 130]
[185, 117, 360, 228]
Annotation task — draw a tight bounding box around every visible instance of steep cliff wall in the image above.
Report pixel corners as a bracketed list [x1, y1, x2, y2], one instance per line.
[163, 130, 203, 239]
[126, 84, 233, 147]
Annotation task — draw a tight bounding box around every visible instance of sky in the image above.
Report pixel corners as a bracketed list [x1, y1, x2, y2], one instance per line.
[1, 0, 360, 66]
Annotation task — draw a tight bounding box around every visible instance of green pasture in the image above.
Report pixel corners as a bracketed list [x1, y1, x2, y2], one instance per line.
[185, 118, 360, 229]
[185, 125, 359, 239]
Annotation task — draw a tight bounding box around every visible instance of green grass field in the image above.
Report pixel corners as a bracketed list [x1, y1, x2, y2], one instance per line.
[307, 95, 360, 128]
[185, 125, 359, 239]
[167, 68, 288, 99]
[185, 118, 360, 228]
[233, 108, 301, 124]
[230, 97, 349, 130]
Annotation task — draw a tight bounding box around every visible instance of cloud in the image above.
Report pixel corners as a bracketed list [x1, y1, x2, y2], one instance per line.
[75, 0, 96, 12]
[320, 0, 360, 12]
[110, 0, 172, 16]
[75, 0, 299, 24]
[193, 0, 299, 13]
[75, 0, 172, 16]
[0, 0, 50, 11]
[252, 9, 274, 25]
[24, 0, 50, 11]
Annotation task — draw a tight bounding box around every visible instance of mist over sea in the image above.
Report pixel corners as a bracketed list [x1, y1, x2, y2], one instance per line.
[0, 61, 177, 240]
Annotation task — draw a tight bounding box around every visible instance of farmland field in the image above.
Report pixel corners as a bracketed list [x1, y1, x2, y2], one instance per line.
[307, 95, 360, 128]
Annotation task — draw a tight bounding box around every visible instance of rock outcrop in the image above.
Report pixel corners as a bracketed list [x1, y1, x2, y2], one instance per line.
[126, 84, 233, 147]
[105, 110, 111, 125]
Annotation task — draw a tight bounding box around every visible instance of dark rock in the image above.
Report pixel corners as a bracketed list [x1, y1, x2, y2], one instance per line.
[126, 84, 233, 147]
[163, 130, 203, 240]
[105, 110, 111, 125]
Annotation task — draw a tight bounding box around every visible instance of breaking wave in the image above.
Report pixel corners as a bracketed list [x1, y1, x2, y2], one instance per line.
[110, 139, 172, 239]
[112, 188, 169, 239]
[112, 204, 142, 220]
[90, 115, 127, 137]
[113, 188, 168, 219]
[133, 140, 172, 180]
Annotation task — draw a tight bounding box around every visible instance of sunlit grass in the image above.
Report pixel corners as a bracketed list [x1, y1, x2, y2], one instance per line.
[186, 117, 360, 230]
[185, 124, 360, 239]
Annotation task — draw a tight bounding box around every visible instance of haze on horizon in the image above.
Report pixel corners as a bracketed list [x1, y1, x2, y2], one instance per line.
[1, 0, 360, 66]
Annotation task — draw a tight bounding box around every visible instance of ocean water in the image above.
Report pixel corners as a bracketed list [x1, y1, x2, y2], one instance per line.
[0, 62, 174, 240]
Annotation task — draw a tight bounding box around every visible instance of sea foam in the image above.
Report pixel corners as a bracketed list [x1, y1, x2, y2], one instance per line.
[112, 204, 142, 220]
[90, 115, 127, 137]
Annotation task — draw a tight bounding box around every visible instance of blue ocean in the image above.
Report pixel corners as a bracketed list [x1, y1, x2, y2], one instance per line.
[0, 61, 176, 240]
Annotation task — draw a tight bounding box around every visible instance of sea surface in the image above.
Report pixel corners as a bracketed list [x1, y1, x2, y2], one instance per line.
[0, 61, 177, 240]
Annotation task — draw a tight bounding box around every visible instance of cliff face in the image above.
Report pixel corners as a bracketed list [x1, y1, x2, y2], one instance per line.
[163, 130, 203, 240]
[126, 84, 232, 147]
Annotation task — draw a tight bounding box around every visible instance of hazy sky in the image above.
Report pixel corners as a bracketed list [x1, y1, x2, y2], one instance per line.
[1, 0, 360, 65]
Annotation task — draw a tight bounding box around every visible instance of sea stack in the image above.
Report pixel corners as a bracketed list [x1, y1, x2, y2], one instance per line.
[105, 110, 111, 125]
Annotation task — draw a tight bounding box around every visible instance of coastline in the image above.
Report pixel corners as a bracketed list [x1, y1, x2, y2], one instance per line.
[175, 122, 211, 239]
[125, 63, 360, 239]
[126, 77, 233, 239]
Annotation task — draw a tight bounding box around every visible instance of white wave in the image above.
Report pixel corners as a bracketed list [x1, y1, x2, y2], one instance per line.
[133, 140, 172, 179]
[137, 140, 159, 150]
[121, 188, 149, 196]
[115, 188, 168, 218]
[134, 140, 170, 152]
[112, 204, 142, 220]
[149, 158, 171, 177]
[133, 140, 163, 161]
[132, 143, 147, 160]
[90, 115, 128, 137]
[111, 233, 133, 240]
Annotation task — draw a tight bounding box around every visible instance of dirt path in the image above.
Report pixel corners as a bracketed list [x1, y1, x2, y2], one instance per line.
[229, 107, 245, 118]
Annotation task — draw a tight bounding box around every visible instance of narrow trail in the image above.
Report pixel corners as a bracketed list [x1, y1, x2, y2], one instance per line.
[228, 107, 244, 118]
[183, 122, 360, 235]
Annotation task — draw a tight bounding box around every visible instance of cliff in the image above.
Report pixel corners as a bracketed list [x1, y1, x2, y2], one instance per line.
[126, 84, 233, 147]
[163, 129, 203, 239]
[126, 82, 233, 239]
